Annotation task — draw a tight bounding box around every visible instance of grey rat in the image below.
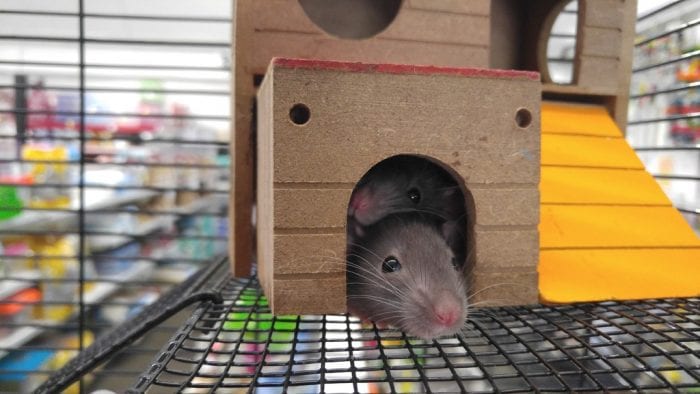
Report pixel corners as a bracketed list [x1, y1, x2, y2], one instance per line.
[348, 155, 468, 266]
[347, 213, 468, 340]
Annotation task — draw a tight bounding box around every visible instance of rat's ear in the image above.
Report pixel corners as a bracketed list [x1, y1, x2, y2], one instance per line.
[355, 225, 365, 239]
[440, 219, 458, 242]
[347, 216, 366, 242]
[441, 186, 458, 198]
[441, 220, 468, 271]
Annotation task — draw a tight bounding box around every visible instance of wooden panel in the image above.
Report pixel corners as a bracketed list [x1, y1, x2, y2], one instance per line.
[541, 83, 618, 97]
[272, 274, 346, 314]
[475, 229, 539, 270]
[274, 234, 346, 275]
[541, 167, 671, 205]
[272, 66, 540, 184]
[249, 31, 490, 74]
[234, 0, 497, 277]
[542, 134, 644, 169]
[256, 69, 275, 293]
[249, 0, 490, 46]
[541, 102, 621, 137]
[471, 270, 539, 306]
[405, 0, 490, 15]
[273, 187, 539, 229]
[576, 56, 620, 91]
[581, 27, 622, 58]
[540, 205, 700, 249]
[540, 248, 700, 303]
[582, 0, 625, 29]
[248, 0, 319, 33]
[470, 188, 539, 226]
[489, 0, 523, 70]
[259, 59, 541, 311]
[273, 189, 351, 229]
[610, 0, 637, 130]
[380, 9, 489, 45]
[231, 0, 257, 276]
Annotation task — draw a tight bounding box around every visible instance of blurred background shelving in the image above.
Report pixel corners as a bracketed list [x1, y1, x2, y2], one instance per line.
[627, 0, 700, 234]
[0, 0, 231, 391]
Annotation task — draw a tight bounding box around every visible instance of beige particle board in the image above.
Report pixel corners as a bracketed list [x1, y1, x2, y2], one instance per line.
[576, 56, 621, 90]
[231, 0, 494, 276]
[582, 0, 625, 29]
[474, 229, 540, 270]
[248, 32, 490, 76]
[256, 58, 541, 314]
[273, 187, 539, 229]
[470, 270, 539, 306]
[405, 0, 490, 15]
[248, 0, 491, 46]
[581, 27, 623, 58]
[273, 274, 346, 314]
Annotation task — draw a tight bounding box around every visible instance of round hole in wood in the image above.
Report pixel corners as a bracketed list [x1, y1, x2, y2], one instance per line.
[347, 154, 475, 271]
[515, 108, 533, 129]
[542, 0, 578, 84]
[289, 103, 311, 125]
[298, 0, 402, 40]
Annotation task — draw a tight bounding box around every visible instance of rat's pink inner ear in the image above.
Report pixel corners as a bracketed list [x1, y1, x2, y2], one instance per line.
[441, 188, 455, 198]
[350, 188, 370, 213]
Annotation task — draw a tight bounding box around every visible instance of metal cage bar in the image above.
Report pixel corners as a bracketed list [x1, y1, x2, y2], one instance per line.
[0, 2, 231, 392]
[126, 274, 700, 393]
[628, 0, 700, 227]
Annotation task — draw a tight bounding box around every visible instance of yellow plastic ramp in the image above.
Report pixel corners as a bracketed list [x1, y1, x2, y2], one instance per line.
[539, 101, 700, 303]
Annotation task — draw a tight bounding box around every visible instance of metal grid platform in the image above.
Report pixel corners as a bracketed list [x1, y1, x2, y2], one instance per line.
[129, 275, 700, 393]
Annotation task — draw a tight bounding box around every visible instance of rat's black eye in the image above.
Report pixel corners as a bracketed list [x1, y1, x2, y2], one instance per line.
[451, 257, 460, 270]
[382, 256, 402, 273]
[407, 188, 421, 204]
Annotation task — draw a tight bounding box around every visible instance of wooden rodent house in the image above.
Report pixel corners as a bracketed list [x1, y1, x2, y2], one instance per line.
[231, 0, 638, 314]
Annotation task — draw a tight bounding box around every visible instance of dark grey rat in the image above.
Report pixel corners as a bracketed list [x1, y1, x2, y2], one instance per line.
[347, 213, 468, 340]
[348, 155, 468, 267]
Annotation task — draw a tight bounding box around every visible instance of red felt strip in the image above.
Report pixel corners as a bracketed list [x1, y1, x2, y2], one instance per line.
[272, 57, 540, 81]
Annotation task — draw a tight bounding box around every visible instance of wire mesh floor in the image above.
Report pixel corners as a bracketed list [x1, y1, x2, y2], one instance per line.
[129, 276, 700, 393]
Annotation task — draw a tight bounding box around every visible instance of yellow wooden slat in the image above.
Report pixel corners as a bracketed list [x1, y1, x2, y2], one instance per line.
[542, 101, 621, 136]
[541, 167, 672, 205]
[540, 248, 700, 303]
[539, 102, 700, 304]
[542, 134, 645, 169]
[540, 205, 700, 248]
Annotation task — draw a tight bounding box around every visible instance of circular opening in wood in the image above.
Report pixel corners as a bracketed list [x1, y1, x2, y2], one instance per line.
[543, 0, 578, 84]
[347, 154, 474, 270]
[515, 108, 533, 129]
[289, 103, 311, 125]
[298, 0, 402, 40]
[346, 154, 478, 335]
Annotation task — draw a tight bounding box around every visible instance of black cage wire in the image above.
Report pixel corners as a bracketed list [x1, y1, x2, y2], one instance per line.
[0, 0, 230, 392]
[35, 257, 700, 393]
[2, 0, 700, 393]
[134, 279, 699, 393]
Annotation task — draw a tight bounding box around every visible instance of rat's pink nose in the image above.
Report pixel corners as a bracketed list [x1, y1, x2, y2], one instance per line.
[435, 308, 459, 327]
[433, 294, 463, 327]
